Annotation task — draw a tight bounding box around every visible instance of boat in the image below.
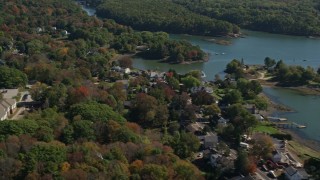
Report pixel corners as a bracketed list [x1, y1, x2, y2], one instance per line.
[221, 52, 226, 55]
[201, 71, 206, 78]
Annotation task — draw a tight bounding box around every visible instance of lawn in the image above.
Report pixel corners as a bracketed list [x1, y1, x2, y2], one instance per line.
[253, 122, 280, 134]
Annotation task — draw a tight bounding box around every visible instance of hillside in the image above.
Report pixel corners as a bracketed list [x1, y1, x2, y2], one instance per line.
[95, 0, 240, 36]
[173, 0, 320, 36]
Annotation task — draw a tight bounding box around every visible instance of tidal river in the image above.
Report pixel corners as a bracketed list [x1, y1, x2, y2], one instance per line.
[134, 31, 320, 142]
[82, 5, 320, 142]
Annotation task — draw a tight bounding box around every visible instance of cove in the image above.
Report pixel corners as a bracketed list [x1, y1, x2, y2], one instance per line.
[263, 87, 320, 142]
[134, 32, 320, 143]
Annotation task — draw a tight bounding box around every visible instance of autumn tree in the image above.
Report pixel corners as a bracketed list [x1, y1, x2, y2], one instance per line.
[118, 56, 133, 68]
[251, 134, 274, 159]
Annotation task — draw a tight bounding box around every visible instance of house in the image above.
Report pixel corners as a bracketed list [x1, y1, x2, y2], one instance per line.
[124, 68, 131, 74]
[186, 122, 205, 134]
[190, 86, 213, 94]
[3, 98, 17, 113]
[61, 30, 69, 36]
[0, 108, 7, 121]
[210, 153, 234, 170]
[149, 71, 165, 80]
[272, 150, 290, 164]
[204, 133, 219, 148]
[217, 117, 229, 126]
[285, 166, 309, 180]
[111, 66, 122, 72]
[0, 98, 17, 120]
[36, 27, 43, 33]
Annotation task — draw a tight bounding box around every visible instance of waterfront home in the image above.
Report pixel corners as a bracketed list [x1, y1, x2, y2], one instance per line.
[284, 166, 309, 180]
[272, 150, 290, 164]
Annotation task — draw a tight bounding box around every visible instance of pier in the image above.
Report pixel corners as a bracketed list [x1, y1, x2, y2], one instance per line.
[267, 117, 306, 129]
[267, 116, 288, 121]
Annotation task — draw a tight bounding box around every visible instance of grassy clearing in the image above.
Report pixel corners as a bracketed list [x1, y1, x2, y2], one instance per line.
[253, 122, 280, 134]
[288, 140, 320, 160]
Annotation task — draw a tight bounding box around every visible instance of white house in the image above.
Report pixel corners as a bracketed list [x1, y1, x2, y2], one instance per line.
[0, 108, 8, 121]
[0, 98, 17, 120]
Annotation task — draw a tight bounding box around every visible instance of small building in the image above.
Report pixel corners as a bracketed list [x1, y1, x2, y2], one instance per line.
[272, 151, 289, 164]
[217, 117, 229, 126]
[0, 98, 17, 120]
[36, 27, 43, 33]
[190, 86, 213, 94]
[285, 166, 309, 180]
[61, 30, 69, 36]
[124, 68, 131, 74]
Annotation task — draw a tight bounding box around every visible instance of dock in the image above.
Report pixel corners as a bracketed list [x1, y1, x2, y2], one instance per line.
[267, 116, 288, 121]
[267, 117, 306, 129]
[272, 121, 307, 129]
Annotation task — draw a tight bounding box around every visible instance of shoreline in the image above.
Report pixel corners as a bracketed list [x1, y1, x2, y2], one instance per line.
[260, 90, 320, 159]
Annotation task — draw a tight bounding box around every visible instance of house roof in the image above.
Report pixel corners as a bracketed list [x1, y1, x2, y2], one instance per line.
[285, 166, 297, 176]
[0, 102, 9, 110]
[186, 122, 205, 133]
[204, 133, 218, 143]
[3, 98, 16, 106]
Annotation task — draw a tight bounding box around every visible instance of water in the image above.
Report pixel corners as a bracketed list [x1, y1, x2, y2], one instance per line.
[81, 5, 320, 143]
[134, 31, 320, 80]
[133, 31, 320, 143]
[264, 87, 320, 142]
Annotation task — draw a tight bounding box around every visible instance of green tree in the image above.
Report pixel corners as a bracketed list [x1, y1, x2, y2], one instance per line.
[181, 76, 201, 89]
[23, 142, 67, 175]
[69, 101, 126, 123]
[222, 89, 242, 104]
[0, 66, 27, 88]
[73, 120, 95, 141]
[264, 57, 276, 68]
[140, 164, 168, 180]
[171, 131, 200, 158]
[130, 93, 158, 126]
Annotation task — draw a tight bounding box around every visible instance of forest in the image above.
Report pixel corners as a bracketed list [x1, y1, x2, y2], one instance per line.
[95, 0, 239, 36]
[173, 0, 320, 36]
[0, 0, 206, 178]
